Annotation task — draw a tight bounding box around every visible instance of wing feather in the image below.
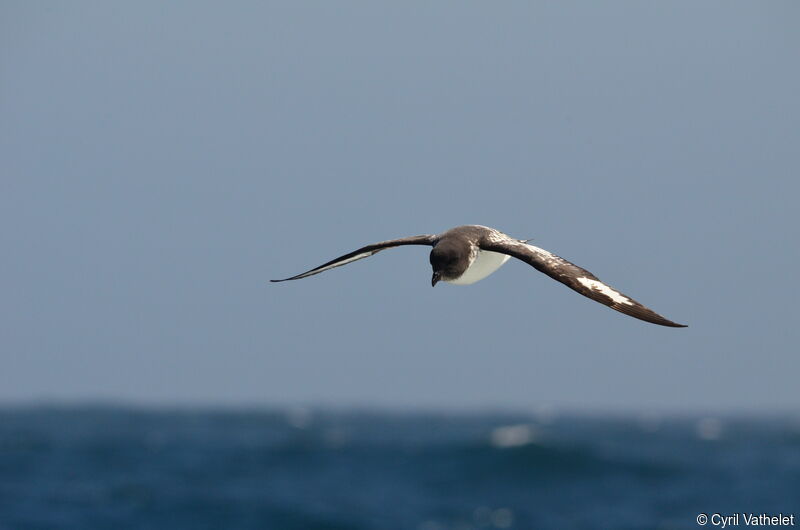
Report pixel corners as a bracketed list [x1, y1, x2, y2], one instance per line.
[481, 238, 687, 327]
[271, 234, 437, 282]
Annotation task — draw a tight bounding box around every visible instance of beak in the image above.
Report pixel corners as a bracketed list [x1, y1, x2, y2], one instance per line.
[431, 271, 441, 287]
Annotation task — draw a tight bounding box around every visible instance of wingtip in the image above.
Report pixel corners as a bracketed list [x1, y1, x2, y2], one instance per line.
[271, 274, 307, 282]
[661, 320, 688, 328]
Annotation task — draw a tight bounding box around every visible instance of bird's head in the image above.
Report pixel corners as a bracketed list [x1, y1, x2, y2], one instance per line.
[429, 241, 470, 287]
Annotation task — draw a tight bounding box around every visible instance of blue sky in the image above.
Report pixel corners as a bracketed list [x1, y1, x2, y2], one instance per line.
[1, 2, 798, 412]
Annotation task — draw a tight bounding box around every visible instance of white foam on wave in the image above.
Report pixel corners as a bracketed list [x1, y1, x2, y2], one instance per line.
[490, 424, 537, 448]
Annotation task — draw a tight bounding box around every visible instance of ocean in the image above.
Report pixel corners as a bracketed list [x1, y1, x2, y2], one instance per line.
[0, 407, 797, 530]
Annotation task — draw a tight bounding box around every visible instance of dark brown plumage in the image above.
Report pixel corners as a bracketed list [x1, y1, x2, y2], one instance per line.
[272, 225, 686, 328]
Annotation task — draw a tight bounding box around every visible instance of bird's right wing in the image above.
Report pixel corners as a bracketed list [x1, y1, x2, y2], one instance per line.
[481, 238, 686, 327]
[271, 234, 437, 282]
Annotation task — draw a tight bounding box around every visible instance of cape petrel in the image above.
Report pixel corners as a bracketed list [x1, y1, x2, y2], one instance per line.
[271, 225, 686, 327]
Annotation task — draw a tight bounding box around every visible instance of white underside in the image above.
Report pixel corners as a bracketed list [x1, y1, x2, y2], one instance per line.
[446, 250, 511, 285]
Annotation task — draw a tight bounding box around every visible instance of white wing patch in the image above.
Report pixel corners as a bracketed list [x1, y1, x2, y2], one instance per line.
[576, 277, 633, 306]
[524, 244, 559, 262]
[285, 250, 376, 280]
[310, 251, 375, 275]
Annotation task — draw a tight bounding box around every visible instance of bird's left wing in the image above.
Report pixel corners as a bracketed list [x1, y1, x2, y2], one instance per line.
[481, 238, 687, 327]
[271, 234, 437, 282]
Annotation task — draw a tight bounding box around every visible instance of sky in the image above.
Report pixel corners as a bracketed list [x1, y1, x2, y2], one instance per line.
[1, 2, 798, 412]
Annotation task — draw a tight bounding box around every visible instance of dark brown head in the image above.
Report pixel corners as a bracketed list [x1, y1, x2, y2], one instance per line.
[429, 241, 471, 286]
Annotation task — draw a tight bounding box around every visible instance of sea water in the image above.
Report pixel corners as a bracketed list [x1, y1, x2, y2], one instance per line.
[1, 407, 797, 529]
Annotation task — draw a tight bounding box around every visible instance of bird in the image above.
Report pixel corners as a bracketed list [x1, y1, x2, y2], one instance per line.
[271, 225, 687, 327]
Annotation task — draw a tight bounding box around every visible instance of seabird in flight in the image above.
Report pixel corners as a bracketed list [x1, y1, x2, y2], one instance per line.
[271, 225, 687, 327]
